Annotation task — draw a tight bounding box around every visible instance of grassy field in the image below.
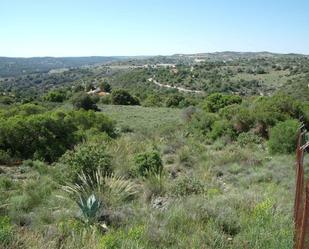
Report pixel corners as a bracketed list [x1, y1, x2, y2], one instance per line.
[100, 104, 183, 133]
[231, 70, 290, 87]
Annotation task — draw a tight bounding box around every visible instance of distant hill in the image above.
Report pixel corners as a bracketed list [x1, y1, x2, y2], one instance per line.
[172, 51, 308, 61]
[1, 52, 308, 78]
[0, 56, 127, 77]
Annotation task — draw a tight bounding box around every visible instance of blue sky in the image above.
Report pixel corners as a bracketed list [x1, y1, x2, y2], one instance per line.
[1, 0, 309, 57]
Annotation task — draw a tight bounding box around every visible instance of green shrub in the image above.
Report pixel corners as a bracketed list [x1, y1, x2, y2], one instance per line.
[9, 194, 33, 212]
[0, 149, 11, 164]
[0, 176, 13, 190]
[0, 216, 14, 247]
[111, 89, 140, 105]
[8, 103, 46, 117]
[10, 177, 55, 212]
[237, 132, 263, 147]
[202, 93, 242, 113]
[134, 151, 163, 177]
[0, 112, 78, 162]
[99, 81, 112, 93]
[60, 142, 112, 182]
[22, 160, 48, 174]
[171, 175, 205, 197]
[67, 110, 115, 137]
[143, 94, 164, 107]
[209, 119, 235, 140]
[100, 95, 111, 104]
[166, 94, 185, 108]
[44, 89, 67, 102]
[268, 119, 300, 154]
[72, 92, 99, 111]
[0, 96, 14, 105]
[189, 111, 219, 135]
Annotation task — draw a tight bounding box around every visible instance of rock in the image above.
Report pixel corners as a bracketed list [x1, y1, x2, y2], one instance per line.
[151, 197, 169, 210]
[98, 223, 109, 233]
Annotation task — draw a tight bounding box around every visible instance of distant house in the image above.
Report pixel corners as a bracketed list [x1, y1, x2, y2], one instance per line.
[87, 87, 110, 96]
[194, 58, 206, 63]
[87, 87, 101, 95]
[98, 91, 110, 97]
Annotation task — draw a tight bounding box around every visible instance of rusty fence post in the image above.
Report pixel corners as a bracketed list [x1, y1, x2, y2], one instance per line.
[294, 129, 309, 249]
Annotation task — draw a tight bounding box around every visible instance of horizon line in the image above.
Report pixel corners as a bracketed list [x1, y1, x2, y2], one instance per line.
[0, 50, 308, 59]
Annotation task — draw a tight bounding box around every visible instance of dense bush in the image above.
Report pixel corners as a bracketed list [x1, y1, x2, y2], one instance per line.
[202, 93, 242, 113]
[209, 119, 235, 140]
[67, 110, 115, 137]
[0, 150, 11, 165]
[171, 175, 205, 196]
[44, 89, 67, 102]
[268, 119, 300, 154]
[0, 216, 14, 247]
[0, 96, 14, 105]
[99, 81, 112, 93]
[134, 150, 163, 176]
[143, 94, 164, 107]
[0, 107, 115, 162]
[0, 112, 78, 162]
[189, 111, 219, 135]
[237, 132, 263, 147]
[166, 94, 185, 108]
[6, 103, 46, 117]
[72, 92, 99, 111]
[60, 142, 112, 182]
[111, 89, 140, 105]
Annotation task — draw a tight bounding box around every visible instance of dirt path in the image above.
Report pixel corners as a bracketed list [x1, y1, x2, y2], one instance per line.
[148, 78, 204, 94]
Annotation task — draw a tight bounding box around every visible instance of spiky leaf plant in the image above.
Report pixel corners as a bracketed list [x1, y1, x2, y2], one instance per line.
[77, 194, 101, 224]
[62, 170, 138, 224]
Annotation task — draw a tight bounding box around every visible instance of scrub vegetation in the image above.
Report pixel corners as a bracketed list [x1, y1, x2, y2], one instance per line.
[0, 52, 308, 249]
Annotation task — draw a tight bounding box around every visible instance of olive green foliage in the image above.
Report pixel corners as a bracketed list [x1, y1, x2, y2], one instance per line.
[143, 94, 164, 107]
[134, 150, 163, 176]
[202, 93, 242, 112]
[269, 119, 300, 154]
[0, 96, 14, 105]
[237, 132, 263, 147]
[44, 89, 67, 102]
[0, 216, 14, 247]
[67, 110, 115, 137]
[189, 111, 219, 135]
[190, 93, 306, 141]
[1, 54, 309, 249]
[72, 92, 99, 111]
[0, 105, 115, 162]
[0, 111, 78, 162]
[209, 119, 235, 140]
[60, 142, 112, 182]
[0, 149, 11, 164]
[166, 94, 185, 108]
[171, 175, 205, 196]
[99, 81, 112, 93]
[111, 89, 140, 105]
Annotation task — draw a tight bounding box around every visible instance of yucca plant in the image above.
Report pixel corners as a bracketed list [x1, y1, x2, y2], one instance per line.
[77, 194, 101, 224]
[62, 170, 138, 224]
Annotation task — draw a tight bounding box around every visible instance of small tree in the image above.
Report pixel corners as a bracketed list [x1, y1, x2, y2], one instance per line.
[134, 151, 163, 177]
[60, 142, 112, 182]
[268, 119, 300, 154]
[72, 93, 99, 111]
[111, 89, 140, 105]
[44, 89, 67, 102]
[99, 81, 112, 93]
[166, 94, 185, 108]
